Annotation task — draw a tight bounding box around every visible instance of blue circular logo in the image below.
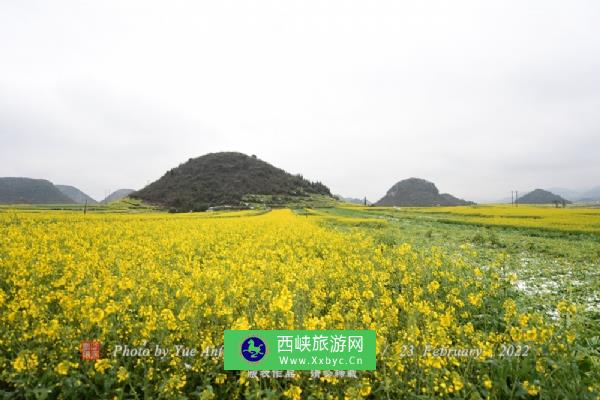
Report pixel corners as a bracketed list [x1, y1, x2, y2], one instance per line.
[241, 336, 266, 362]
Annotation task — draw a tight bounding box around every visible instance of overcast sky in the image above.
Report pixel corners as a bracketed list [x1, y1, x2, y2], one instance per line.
[1, 1, 599, 202]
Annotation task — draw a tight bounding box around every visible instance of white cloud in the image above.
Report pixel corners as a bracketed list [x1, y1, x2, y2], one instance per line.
[1, 0, 599, 202]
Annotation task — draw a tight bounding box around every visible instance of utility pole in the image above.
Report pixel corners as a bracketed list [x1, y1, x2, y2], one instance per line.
[511, 191, 514, 205]
[364, 196, 367, 206]
[515, 190, 519, 207]
[84, 199, 88, 215]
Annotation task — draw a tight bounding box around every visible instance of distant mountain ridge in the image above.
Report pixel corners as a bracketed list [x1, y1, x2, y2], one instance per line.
[335, 195, 371, 205]
[102, 189, 135, 204]
[131, 152, 332, 211]
[578, 186, 600, 202]
[56, 185, 97, 204]
[0, 177, 75, 204]
[376, 178, 474, 206]
[544, 186, 600, 202]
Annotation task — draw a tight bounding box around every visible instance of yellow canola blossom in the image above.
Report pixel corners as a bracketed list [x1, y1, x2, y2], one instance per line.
[0, 209, 595, 398]
[399, 204, 600, 233]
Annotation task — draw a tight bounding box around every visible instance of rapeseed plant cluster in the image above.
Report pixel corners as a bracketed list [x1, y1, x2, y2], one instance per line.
[0, 209, 597, 398]
[405, 205, 600, 233]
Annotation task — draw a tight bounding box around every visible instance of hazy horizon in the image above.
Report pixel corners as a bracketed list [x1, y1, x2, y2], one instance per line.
[3, 156, 598, 204]
[2, 1, 599, 203]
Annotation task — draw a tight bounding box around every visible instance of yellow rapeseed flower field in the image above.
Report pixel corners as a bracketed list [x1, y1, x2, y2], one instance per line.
[382, 204, 600, 233]
[0, 209, 597, 398]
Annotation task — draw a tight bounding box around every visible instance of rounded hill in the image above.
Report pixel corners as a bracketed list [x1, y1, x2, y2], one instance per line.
[376, 178, 474, 206]
[131, 152, 331, 211]
[518, 189, 571, 204]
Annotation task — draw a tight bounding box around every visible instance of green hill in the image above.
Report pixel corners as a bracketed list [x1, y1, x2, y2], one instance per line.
[518, 189, 571, 204]
[0, 177, 75, 204]
[131, 152, 332, 211]
[56, 185, 98, 204]
[376, 178, 474, 206]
